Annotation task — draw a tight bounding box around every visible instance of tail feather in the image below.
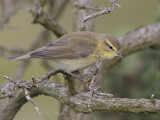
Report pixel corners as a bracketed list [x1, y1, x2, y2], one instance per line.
[8, 53, 30, 61]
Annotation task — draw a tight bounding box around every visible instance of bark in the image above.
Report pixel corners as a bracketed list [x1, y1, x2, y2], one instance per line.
[1, 76, 160, 120]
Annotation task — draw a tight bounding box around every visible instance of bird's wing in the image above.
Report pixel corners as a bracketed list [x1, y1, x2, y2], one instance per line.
[30, 36, 97, 59]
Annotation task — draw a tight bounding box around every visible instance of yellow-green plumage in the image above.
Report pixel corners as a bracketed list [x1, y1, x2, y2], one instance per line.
[9, 31, 122, 72]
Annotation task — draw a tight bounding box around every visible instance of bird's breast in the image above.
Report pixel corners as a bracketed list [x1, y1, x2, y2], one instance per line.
[54, 56, 97, 72]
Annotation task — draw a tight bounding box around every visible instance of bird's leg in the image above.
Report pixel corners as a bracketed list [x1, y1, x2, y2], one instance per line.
[52, 70, 80, 95]
[64, 73, 77, 96]
[68, 71, 85, 82]
[63, 70, 89, 95]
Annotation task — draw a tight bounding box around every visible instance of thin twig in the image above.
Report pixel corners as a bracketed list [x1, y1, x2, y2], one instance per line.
[87, 52, 103, 110]
[79, 0, 121, 31]
[35, 69, 84, 83]
[24, 88, 41, 114]
[3, 75, 41, 114]
[34, 69, 82, 95]
[3, 75, 17, 84]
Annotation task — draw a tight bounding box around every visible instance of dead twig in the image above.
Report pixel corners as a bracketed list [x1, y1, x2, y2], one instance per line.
[79, 0, 121, 31]
[87, 52, 104, 110]
[24, 88, 41, 114]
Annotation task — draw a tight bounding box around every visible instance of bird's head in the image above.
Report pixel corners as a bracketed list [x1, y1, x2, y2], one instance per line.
[98, 34, 123, 59]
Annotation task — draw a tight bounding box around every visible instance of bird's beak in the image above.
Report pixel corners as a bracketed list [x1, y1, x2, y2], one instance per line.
[116, 51, 123, 59]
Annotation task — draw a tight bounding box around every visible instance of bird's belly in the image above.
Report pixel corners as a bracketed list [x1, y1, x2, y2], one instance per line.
[54, 57, 96, 72]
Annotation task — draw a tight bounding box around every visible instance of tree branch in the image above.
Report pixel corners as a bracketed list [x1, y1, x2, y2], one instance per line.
[78, 0, 120, 31]
[37, 82, 160, 114]
[1, 79, 160, 120]
[28, 0, 67, 37]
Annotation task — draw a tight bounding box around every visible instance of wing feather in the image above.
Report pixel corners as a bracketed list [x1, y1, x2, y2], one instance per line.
[30, 35, 97, 59]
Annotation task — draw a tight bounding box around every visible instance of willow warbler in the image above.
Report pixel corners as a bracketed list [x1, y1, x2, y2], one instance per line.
[9, 31, 123, 72]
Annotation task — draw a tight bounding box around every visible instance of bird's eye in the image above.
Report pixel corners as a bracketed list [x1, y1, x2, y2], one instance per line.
[108, 46, 113, 50]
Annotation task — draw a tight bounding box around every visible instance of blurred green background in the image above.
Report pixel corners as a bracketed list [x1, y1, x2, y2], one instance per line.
[0, 0, 160, 120]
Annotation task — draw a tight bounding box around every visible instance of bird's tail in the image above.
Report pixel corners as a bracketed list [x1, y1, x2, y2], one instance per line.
[8, 53, 30, 61]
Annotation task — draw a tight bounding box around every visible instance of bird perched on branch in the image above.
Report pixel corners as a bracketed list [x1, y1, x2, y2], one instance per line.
[9, 31, 123, 72]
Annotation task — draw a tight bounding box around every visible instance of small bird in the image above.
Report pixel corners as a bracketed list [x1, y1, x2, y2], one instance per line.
[9, 31, 123, 72]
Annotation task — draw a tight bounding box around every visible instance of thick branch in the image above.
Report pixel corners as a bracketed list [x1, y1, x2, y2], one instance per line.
[32, 11, 67, 37]
[38, 82, 160, 114]
[1, 80, 160, 120]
